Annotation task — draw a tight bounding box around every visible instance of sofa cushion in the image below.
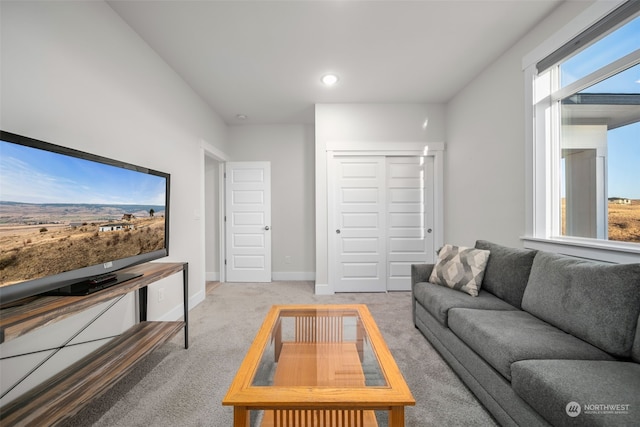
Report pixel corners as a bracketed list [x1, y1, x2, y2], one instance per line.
[474, 240, 537, 308]
[429, 244, 490, 296]
[522, 251, 640, 358]
[413, 282, 517, 327]
[512, 360, 640, 427]
[448, 309, 615, 381]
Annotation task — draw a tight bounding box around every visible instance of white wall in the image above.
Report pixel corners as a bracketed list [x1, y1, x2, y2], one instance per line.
[444, 0, 594, 248]
[0, 0, 228, 400]
[227, 124, 315, 280]
[314, 103, 446, 289]
[1, 0, 228, 308]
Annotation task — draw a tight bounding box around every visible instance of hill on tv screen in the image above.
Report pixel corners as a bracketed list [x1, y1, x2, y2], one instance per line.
[0, 133, 169, 296]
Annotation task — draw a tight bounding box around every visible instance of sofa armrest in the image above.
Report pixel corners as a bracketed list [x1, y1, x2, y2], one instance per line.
[411, 264, 435, 326]
[411, 263, 435, 289]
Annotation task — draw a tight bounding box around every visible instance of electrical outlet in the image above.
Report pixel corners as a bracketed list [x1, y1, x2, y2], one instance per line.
[158, 287, 165, 302]
[284, 255, 292, 264]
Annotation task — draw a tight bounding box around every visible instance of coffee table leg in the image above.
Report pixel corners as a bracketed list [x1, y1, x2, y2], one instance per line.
[389, 406, 405, 427]
[234, 406, 250, 427]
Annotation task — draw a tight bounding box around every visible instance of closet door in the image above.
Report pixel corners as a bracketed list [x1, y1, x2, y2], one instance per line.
[332, 157, 387, 292]
[330, 155, 435, 293]
[386, 157, 434, 291]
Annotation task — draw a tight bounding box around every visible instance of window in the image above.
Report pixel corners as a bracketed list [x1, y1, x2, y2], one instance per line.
[526, 1, 640, 259]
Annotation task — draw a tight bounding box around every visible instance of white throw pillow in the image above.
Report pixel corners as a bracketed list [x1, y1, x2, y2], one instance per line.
[429, 244, 490, 296]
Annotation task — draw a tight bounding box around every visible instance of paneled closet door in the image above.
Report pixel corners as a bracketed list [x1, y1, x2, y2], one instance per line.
[331, 156, 434, 292]
[386, 157, 434, 291]
[333, 157, 387, 292]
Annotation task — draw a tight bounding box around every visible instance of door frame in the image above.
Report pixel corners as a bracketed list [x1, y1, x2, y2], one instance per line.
[201, 142, 229, 296]
[325, 141, 444, 295]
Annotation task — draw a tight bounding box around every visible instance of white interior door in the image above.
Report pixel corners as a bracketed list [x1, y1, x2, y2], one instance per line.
[386, 157, 434, 291]
[225, 162, 271, 282]
[332, 157, 387, 292]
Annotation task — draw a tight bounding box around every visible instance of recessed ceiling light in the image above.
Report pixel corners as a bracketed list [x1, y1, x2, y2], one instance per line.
[236, 114, 248, 120]
[321, 74, 339, 86]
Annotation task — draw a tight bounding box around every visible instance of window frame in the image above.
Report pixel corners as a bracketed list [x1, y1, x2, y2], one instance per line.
[523, 0, 640, 263]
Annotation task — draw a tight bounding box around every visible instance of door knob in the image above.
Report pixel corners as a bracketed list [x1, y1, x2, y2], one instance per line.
[336, 229, 341, 234]
[427, 228, 432, 233]
[265, 226, 270, 231]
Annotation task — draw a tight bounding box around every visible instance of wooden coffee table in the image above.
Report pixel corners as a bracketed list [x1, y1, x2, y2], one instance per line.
[222, 304, 415, 426]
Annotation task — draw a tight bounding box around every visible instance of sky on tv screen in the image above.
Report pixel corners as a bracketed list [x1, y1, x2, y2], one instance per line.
[0, 140, 166, 206]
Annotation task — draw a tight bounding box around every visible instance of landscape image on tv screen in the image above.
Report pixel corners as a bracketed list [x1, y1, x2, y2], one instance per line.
[0, 138, 167, 290]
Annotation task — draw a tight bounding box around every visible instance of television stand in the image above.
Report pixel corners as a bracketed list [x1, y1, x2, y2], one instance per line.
[0, 261, 188, 426]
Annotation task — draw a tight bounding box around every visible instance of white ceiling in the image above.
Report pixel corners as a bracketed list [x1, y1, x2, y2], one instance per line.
[108, 0, 563, 125]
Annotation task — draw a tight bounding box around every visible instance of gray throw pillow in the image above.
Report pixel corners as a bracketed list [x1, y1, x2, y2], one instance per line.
[429, 245, 490, 296]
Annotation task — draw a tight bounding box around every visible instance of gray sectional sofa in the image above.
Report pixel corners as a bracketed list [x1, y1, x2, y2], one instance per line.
[411, 240, 640, 427]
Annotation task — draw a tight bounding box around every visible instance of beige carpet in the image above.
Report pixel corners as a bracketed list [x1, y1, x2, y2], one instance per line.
[62, 282, 497, 426]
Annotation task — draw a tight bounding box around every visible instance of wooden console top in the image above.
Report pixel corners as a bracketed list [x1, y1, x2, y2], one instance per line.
[0, 262, 185, 344]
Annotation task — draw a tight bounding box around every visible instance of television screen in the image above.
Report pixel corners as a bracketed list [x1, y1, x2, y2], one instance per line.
[0, 131, 170, 304]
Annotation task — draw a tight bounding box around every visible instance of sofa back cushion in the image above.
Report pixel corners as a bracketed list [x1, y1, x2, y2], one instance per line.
[633, 317, 640, 363]
[474, 240, 537, 308]
[522, 251, 640, 358]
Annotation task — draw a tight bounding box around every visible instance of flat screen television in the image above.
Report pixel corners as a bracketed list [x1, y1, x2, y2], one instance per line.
[0, 130, 170, 305]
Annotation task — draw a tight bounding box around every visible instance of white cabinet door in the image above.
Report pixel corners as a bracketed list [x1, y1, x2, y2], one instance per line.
[332, 157, 387, 292]
[225, 162, 271, 282]
[386, 157, 434, 291]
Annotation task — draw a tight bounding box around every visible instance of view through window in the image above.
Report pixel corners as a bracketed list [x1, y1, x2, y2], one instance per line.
[553, 14, 640, 243]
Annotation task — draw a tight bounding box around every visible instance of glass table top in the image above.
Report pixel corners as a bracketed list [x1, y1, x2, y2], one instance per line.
[251, 306, 387, 388]
[222, 304, 415, 427]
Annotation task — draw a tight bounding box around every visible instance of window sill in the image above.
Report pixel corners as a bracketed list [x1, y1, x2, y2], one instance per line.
[521, 236, 640, 264]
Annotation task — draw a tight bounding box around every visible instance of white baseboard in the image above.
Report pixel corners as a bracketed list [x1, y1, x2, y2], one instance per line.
[314, 282, 334, 295]
[210, 271, 314, 282]
[157, 288, 205, 321]
[271, 272, 316, 281]
[189, 289, 206, 310]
